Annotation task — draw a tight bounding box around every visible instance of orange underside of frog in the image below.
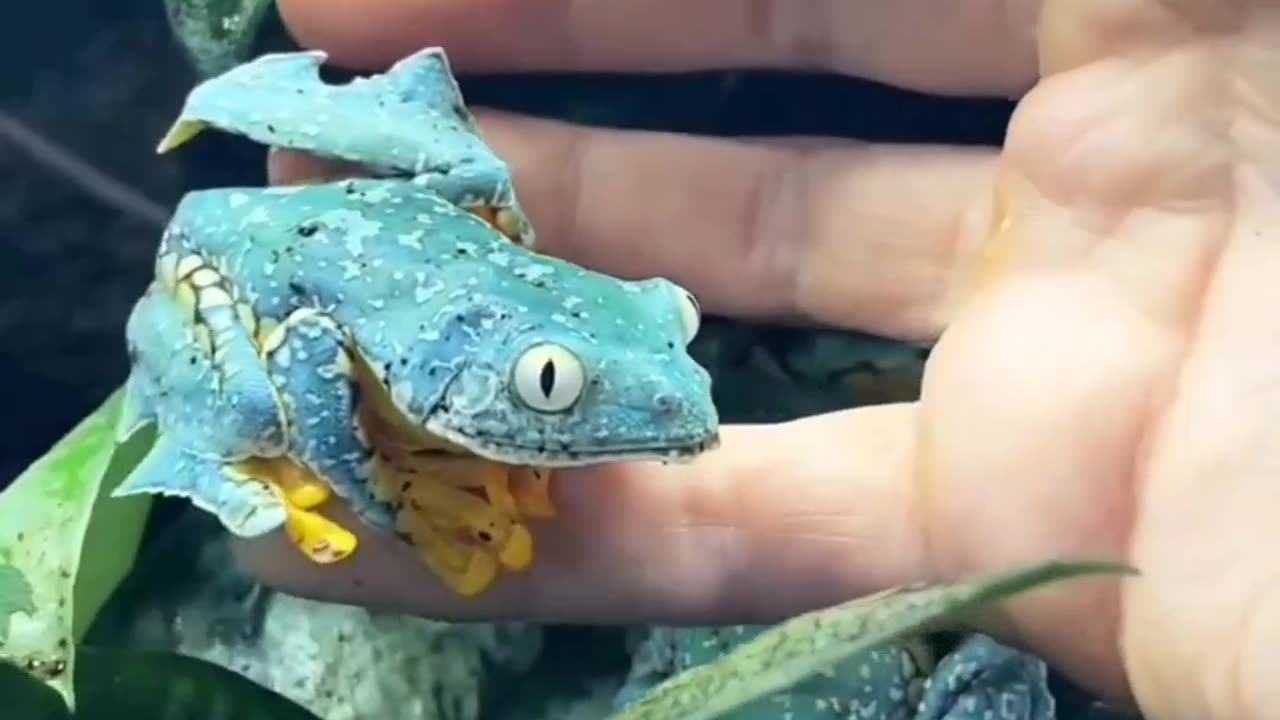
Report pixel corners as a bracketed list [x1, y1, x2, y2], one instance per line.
[230, 208, 556, 597]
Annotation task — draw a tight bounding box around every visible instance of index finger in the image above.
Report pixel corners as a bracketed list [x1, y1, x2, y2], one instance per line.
[278, 0, 1042, 96]
[232, 406, 931, 624]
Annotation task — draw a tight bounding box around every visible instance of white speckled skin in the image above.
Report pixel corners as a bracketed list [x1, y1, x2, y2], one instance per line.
[111, 47, 721, 539]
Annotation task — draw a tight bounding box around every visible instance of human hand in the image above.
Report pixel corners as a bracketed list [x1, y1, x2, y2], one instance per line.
[235, 2, 1280, 718]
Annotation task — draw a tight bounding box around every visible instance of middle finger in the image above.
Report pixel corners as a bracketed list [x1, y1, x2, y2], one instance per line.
[279, 0, 1044, 97]
[270, 112, 999, 340]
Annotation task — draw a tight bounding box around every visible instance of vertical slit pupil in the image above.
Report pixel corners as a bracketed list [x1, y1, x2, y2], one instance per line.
[539, 360, 556, 397]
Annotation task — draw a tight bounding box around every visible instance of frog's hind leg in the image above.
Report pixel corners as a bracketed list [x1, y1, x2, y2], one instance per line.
[112, 440, 358, 563]
[112, 281, 289, 535]
[260, 307, 395, 531]
[114, 436, 286, 538]
[413, 169, 535, 249]
[382, 48, 536, 247]
[117, 270, 358, 564]
[122, 274, 287, 458]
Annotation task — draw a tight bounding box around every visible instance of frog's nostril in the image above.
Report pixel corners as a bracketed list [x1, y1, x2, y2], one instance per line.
[653, 392, 682, 415]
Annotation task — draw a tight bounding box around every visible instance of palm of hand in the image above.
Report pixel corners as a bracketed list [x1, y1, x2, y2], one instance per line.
[923, 3, 1278, 716]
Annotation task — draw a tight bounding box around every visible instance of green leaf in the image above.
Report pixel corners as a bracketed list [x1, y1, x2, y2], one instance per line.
[0, 388, 154, 710]
[164, 0, 276, 78]
[71, 647, 324, 720]
[610, 558, 1137, 720]
[0, 563, 36, 643]
[3, 646, 327, 720]
[0, 658, 71, 720]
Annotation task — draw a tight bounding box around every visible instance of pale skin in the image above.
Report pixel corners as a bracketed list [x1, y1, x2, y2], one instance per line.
[231, 1, 1280, 718]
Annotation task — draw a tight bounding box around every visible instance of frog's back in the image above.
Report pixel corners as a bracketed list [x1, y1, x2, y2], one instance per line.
[162, 178, 696, 368]
[162, 179, 518, 326]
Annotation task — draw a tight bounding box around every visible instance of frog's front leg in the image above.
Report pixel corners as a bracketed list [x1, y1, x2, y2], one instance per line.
[260, 307, 395, 532]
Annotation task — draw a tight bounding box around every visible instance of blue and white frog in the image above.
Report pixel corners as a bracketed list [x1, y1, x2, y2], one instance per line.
[111, 47, 721, 596]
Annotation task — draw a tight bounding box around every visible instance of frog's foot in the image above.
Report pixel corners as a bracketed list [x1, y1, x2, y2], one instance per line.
[112, 437, 286, 537]
[228, 456, 357, 564]
[374, 450, 556, 521]
[394, 510, 501, 597]
[261, 307, 395, 530]
[395, 480, 535, 596]
[464, 462, 556, 523]
[509, 467, 557, 519]
[364, 452, 535, 595]
[465, 204, 535, 248]
[420, 456, 556, 520]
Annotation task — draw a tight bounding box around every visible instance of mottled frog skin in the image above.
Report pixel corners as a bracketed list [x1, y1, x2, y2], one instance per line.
[156, 47, 537, 248]
[618, 627, 1056, 720]
[111, 47, 721, 595]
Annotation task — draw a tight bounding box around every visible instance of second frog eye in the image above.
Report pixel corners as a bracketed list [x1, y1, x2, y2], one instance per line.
[511, 343, 586, 413]
[675, 288, 701, 345]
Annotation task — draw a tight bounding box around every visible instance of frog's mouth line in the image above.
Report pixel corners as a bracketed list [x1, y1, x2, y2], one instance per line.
[426, 424, 722, 467]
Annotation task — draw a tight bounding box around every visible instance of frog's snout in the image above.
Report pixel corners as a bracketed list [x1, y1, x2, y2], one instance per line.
[638, 369, 719, 451]
[656, 390, 720, 455]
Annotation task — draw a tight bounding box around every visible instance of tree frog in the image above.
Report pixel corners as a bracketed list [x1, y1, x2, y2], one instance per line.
[112, 47, 721, 596]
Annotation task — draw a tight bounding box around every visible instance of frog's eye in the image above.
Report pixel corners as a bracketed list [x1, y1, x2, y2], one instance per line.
[675, 288, 701, 345]
[512, 343, 586, 413]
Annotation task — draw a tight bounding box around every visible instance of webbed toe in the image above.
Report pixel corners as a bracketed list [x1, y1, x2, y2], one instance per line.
[279, 502, 358, 564]
[229, 455, 359, 564]
[235, 456, 331, 509]
[395, 510, 501, 597]
[112, 437, 286, 538]
[368, 452, 537, 594]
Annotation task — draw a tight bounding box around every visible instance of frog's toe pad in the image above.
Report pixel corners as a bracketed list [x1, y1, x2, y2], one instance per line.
[229, 456, 360, 565]
[394, 492, 533, 596]
[498, 523, 533, 571]
[283, 504, 358, 564]
[400, 519, 501, 597]
[442, 551, 499, 597]
[235, 456, 332, 509]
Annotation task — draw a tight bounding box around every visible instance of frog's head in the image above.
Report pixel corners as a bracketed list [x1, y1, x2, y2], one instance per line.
[400, 275, 720, 466]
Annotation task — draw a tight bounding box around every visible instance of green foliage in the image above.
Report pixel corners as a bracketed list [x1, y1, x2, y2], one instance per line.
[611, 559, 1136, 720]
[164, 0, 276, 77]
[0, 563, 36, 643]
[4, 647, 326, 720]
[0, 389, 154, 709]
